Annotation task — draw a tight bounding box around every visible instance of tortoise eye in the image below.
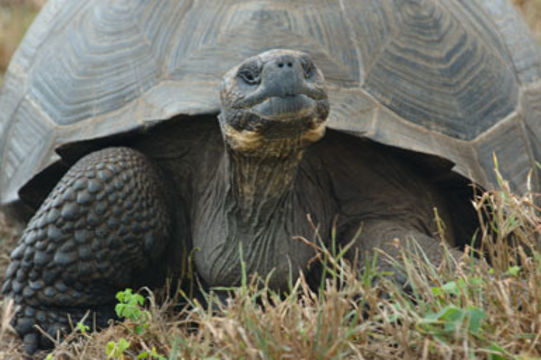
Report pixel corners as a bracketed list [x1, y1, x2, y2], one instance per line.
[237, 62, 261, 85]
[300, 56, 315, 79]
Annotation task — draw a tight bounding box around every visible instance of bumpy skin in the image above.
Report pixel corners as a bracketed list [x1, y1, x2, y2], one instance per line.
[2, 147, 171, 353]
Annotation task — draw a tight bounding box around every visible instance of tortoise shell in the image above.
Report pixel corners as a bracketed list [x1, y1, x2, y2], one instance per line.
[1, 0, 540, 211]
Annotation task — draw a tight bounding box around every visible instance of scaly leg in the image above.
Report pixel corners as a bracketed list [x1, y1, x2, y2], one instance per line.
[2, 147, 172, 353]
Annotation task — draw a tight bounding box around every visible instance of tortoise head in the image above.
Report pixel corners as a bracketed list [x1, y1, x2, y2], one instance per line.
[219, 49, 329, 156]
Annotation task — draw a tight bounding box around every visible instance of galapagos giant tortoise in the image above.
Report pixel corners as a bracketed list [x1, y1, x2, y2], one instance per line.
[2, 0, 541, 353]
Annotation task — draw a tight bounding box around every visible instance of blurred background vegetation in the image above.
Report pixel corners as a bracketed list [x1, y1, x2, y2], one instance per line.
[515, 0, 541, 43]
[0, 0, 45, 85]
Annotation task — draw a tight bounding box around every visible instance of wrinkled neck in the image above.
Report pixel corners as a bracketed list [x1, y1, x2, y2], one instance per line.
[192, 135, 331, 289]
[223, 143, 304, 224]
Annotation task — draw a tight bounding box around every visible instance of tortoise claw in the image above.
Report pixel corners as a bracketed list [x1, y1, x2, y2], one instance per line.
[23, 332, 39, 355]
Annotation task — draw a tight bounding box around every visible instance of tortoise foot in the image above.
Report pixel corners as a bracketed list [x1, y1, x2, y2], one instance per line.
[11, 302, 115, 354]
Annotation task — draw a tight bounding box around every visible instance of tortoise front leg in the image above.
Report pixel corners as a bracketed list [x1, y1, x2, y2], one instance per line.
[346, 220, 463, 277]
[2, 147, 172, 353]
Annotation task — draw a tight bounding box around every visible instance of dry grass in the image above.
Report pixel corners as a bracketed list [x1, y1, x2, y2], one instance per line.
[0, 213, 23, 359]
[1, 1, 541, 359]
[0, 0, 43, 86]
[514, 0, 541, 43]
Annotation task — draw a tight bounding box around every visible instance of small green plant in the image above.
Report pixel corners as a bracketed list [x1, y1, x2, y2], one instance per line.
[419, 305, 487, 338]
[504, 265, 521, 277]
[104, 289, 167, 359]
[431, 276, 485, 300]
[76, 321, 90, 335]
[106, 338, 130, 359]
[115, 288, 149, 335]
[136, 347, 167, 360]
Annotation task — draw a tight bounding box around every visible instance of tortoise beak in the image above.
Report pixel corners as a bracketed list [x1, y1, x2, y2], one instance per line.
[251, 94, 317, 121]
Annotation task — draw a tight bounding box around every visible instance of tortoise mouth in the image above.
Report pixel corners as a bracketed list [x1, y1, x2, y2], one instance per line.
[250, 94, 317, 121]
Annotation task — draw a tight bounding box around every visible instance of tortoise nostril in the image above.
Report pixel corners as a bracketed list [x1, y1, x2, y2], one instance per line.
[277, 62, 293, 69]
